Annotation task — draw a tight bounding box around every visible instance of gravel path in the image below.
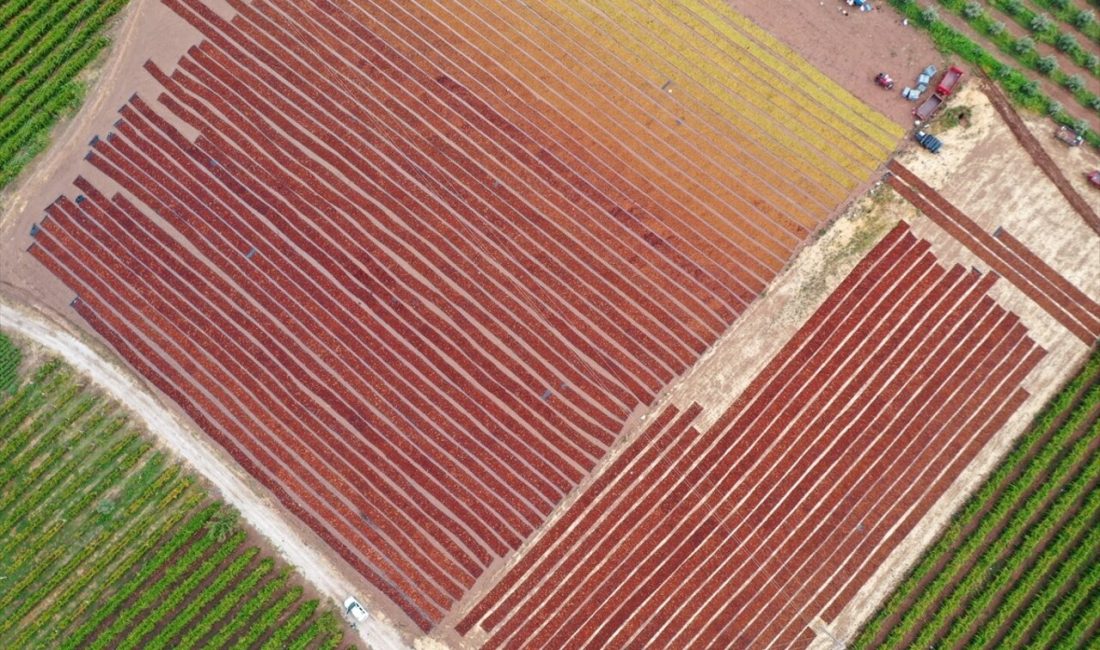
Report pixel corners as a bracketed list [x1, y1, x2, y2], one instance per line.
[0, 298, 409, 650]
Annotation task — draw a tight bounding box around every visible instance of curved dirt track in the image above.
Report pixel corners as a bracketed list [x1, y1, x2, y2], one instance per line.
[0, 299, 408, 650]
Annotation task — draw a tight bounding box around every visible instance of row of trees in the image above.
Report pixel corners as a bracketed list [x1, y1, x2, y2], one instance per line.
[851, 347, 1100, 648]
[0, 336, 346, 649]
[891, 0, 1100, 147]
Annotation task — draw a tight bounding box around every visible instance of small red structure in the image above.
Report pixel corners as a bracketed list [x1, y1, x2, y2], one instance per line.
[936, 66, 964, 96]
[1088, 170, 1100, 188]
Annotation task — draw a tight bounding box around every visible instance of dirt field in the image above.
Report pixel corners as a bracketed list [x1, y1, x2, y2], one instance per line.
[728, 0, 943, 125]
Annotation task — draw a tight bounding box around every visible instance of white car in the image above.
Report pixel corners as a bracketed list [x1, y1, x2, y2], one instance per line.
[344, 597, 368, 622]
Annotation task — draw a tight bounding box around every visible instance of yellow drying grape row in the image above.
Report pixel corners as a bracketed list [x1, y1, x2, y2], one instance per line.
[623, 0, 884, 174]
[489, 0, 826, 230]
[568, 0, 859, 191]
[550, 1, 851, 196]
[602, 0, 875, 182]
[447, 0, 823, 252]
[694, 0, 902, 145]
[470, 0, 820, 243]
[646, 0, 889, 169]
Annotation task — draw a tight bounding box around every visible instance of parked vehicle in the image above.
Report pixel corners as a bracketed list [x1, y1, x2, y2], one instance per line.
[936, 66, 964, 96]
[344, 597, 368, 622]
[875, 72, 895, 90]
[914, 94, 944, 121]
[1088, 170, 1100, 188]
[915, 131, 943, 153]
[1056, 126, 1084, 147]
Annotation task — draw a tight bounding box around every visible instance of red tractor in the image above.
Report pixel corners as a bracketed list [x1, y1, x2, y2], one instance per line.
[1088, 170, 1100, 189]
[875, 73, 895, 90]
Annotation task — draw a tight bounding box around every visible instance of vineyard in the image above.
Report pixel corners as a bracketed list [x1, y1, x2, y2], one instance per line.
[0, 0, 128, 188]
[0, 336, 345, 649]
[852, 345, 1100, 649]
[25, 0, 902, 632]
[457, 223, 1046, 648]
[0, 332, 20, 394]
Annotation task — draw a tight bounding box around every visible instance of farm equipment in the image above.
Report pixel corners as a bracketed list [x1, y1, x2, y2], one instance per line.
[912, 66, 964, 122]
[903, 64, 938, 103]
[936, 66, 964, 96]
[875, 72, 895, 90]
[915, 131, 943, 153]
[1088, 170, 1100, 188]
[1056, 126, 1084, 147]
[914, 93, 944, 122]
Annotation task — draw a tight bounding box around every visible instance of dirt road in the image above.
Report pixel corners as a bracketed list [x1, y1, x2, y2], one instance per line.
[0, 298, 409, 650]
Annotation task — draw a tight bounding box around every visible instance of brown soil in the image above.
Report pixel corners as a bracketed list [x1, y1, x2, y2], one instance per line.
[727, 0, 943, 127]
[982, 78, 1100, 234]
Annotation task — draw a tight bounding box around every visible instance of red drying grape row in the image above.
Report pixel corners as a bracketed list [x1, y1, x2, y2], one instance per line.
[85, 130, 552, 535]
[141, 69, 626, 464]
[109, 106, 585, 509]
[888, 161, 1099, 345]
[495, 245, 950, 649]
[240, 0, 744, 335]
[702, 321, 1043, 648]
[469, 224, 1043, 649]
[166, 0, 702, 381]
[458, 221, 915, 635]
[157, 40, 660, 417]
[901, 164, 1100, 337]
[33, 219, 466, 610]
[20, 0, 877, 631]
[67, 178, 510, 566]
[591, 265, 1001, 650]
[812, 361, 1038, 623]
[292, 0, 802, 292]
[993, 228, 1100, 331]
[473, 227, 932, 642]
[470, 222, 918, 635]
[487, 240, 948, 648]
[29, 233, 450, 625]
[66, 142, 558, 620]
[455, 402, 693, 634]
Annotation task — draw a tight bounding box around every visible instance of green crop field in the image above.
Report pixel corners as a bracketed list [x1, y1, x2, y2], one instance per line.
[852, 346, 1100, 649]
[0, 332, 346, 649]
[0, 0, 129, 188]
[0, 332, 20, 394]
